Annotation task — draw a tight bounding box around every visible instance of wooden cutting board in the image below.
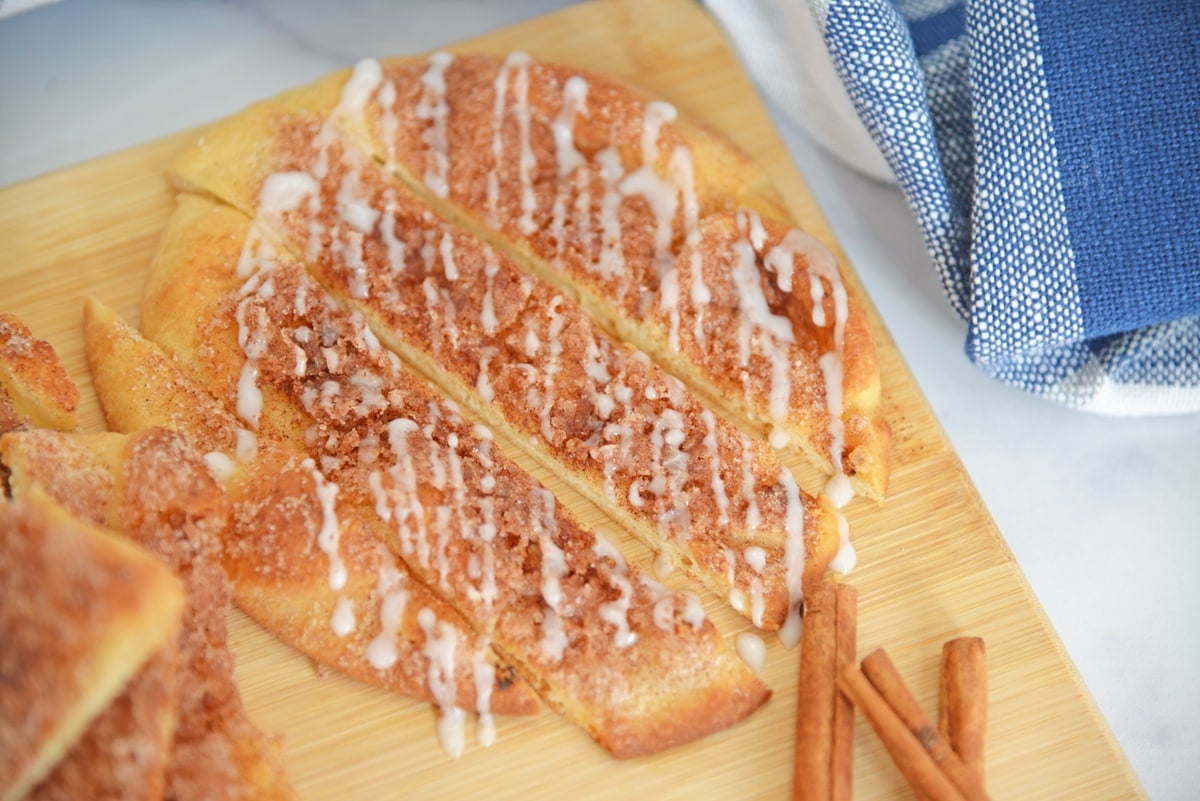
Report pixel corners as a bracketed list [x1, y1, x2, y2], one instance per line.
[0, 0, 1145, 798]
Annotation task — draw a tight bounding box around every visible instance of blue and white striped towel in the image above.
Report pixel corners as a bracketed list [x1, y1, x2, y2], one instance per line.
[708, 0, 1200, 415]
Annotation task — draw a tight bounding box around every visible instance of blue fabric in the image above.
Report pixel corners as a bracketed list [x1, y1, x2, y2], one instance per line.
[816, 0, 1200, 414]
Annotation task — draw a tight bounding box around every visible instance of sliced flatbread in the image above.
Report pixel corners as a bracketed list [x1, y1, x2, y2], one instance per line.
[3, 428, 296, 800]
[227, 52, 891, 501]
[0, 488, 183, 801]
[81, 302, 541, 745]
[124, 195, 773, 757]
[25, 647, 179, 801]
[163, 105, 843, 634]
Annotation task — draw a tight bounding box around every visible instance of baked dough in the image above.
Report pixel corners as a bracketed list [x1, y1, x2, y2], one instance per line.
[26, 648, 179, 801]
[81, 301, 540, 750]
[166, 101, 843, 635]
[0, 313, 79, 436]
[0, 488, 184, 801]
[3, 428, 295, 801]
[121, 196, 773, 758]
[271, 53, 891, 501]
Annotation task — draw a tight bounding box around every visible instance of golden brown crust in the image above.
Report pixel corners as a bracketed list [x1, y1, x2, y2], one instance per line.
[132, 192, 771, 757]
[0, 488, 184, 801]
[0, 313, 79, 435]
[84, 298, 540, 718]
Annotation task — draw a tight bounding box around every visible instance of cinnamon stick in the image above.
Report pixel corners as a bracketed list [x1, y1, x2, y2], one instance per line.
[939, 637, 987, 782]
[837, 665, 967, 801]
[859, 649, 990, 801]
[792, 582, 857, 801]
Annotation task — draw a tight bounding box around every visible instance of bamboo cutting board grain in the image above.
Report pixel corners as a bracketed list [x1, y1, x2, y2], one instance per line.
[0, 0, 1145, 798]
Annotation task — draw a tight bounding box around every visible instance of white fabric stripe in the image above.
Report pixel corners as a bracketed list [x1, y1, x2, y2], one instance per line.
[966, 0, 1085, 362]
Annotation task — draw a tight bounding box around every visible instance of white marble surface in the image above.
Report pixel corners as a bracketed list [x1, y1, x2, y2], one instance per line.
[1, 2, 1196, 798]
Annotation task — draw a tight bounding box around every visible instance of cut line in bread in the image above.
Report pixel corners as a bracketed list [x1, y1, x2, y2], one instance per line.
[3, 428, 296, 801]
[314, 53, 890, 501]
[81, 301, 541, 757]
[126, 197, 773, 758]
[0, 488, 184, 801]
[165, 94, 844, 636]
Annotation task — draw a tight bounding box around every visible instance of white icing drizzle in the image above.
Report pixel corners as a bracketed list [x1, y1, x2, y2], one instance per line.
[618, 100, 680, 283]
[259, 171, 319, 217]
[202, 451, 236, 483]
[415, 52, 455, 198]
[293, 344, 308, 377]
[379, 191, 407, 274]
[235, 427, 258, 461]
[508, 52, 537, 235]
[653, 548, 674, 580]
[748, 577, 765, 628]
[548, 76, 589, 267]
[439, 230, 459, 281]
[476, 346, 497, 403]
[592, 531, 636, 649]
[534, 489, 569, 662]
[486, 54, 512, 225]
[590, 529, 627, 571]
[638, 573, 676, 632]
[366, 565, 409, 668]
[367, 469, 391, 522]
[474, 496, 498, 609]
[756, 215, 857, 506]
[744, 545, 767, 573]
[336, 167, 381, 234]
[307, 460, 349, 592]
[471, 640, 497, 748]
[417, 607, 466, 759]
[735, 632, 767, 674]
[594, 147, 628, 282]
[828, 511, 856, 575]
[538, 296, 566, 443]
[337, 58, 384, 124]
[486, 53, 538, 232]
[479, 253, 500, 333]
[648, 392, 692, 543]
[724, 547, 746, 614]
[777, 468, 807, 648]
[552, 75, 589, 177]
[599, 573, 637, 649]
[739, 434, 762, 532]
[731, 215, 794, 423]
[700, 410, 731, 526]
[385, 417, 427, 565]
[331, 596, 356, 637]
[377, 77, 399, 164]
[670, 144, 708, 350]
[682, 593, 706, 631]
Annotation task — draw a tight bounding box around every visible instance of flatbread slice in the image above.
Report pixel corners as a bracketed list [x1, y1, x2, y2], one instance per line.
[164, 103, 843, 634]
[126, 196, 773, 758]
[0, 313, 79, 436]
[26, 647, 179, 801]
[81, 301, 540, 751]
[3, 428, 295, 800]
[0, 488, 183, 801]
[225, 52, 891, 501]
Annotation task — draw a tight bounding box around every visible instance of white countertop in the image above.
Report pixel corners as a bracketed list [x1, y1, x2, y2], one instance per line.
[2, 2, 1196, 798]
